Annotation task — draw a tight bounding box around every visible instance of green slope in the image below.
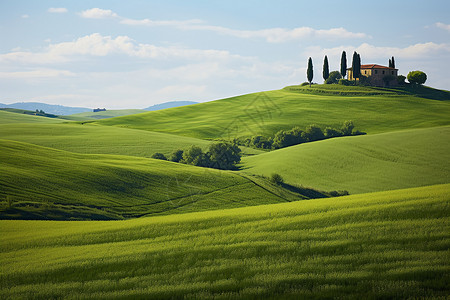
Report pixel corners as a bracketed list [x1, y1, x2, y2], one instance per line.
[0, 110, 66, 124]
[68, 109, 147, 120]
[241, 126, 450, 194]
[1, 183, 448, 299]
[0, 123, 262, 157]
[0, 139, 294, 220]
[95, 87, 450, 139]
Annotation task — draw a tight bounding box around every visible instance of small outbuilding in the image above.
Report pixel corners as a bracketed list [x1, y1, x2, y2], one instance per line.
[347, 64, 398, 87]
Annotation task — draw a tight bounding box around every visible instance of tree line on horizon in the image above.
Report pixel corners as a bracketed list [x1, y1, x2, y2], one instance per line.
[306, 52, 427, 86]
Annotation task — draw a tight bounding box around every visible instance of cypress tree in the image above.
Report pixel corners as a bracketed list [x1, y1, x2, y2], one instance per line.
[351, 52, 362, 84]
[351, 51, 357, 83]
[340, 51, 347, 79]
[323, 55, 329, 82]
[391, 56, 395, 69]
[307, 57, 313, 87]
[389, 58, 392, 68]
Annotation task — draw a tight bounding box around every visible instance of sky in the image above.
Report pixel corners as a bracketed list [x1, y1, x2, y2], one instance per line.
[0, 0, 449, 109]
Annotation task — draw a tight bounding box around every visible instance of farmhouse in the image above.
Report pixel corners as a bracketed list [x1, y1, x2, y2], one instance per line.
[347, 64, 398, 87]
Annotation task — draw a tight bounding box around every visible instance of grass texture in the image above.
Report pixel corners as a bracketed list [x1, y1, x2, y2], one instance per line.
[67, 109, 148, 120]
[96, 86, 450, 139]
[0, 183, 448, 299]
[0, 110, 66, 124]
[241, 126, 450, 194]
[0, 139, 294, 220]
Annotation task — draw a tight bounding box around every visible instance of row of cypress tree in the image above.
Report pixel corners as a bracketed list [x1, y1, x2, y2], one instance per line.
[306, 52, 395, 84]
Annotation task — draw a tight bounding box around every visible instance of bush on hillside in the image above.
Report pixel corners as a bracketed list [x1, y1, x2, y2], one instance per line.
[407, 71, 427, 85]
[341, 120, 355, 136]
[397, 75, 406, 85]
[169, 149, 184, 162]
[304, 125, 325, 141]
[325, 71, 342, 84]
[151, 153, 167, 160]
[234, 121, 364, 151]
[324, 127, 343, 138]
[300, 82, 309, 86]
[329, 190, 350, 197]
[177, 142, 241, 170]
[181, 146, 208, 167]
[338, 79, 353, 86]
[251, 135, 273, 149]
[207, 142, 241, 170]
[270, 173, 284, 185]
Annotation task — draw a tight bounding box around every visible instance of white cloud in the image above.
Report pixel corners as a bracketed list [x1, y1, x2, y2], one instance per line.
[0, 33, 246, 65]
[0, 69, 75, 79]
[435, 22, 450, 32]
[48, 8, 68, 13]
[79, 8, 367, 43]
[21, 14, 29, 18]
[180, 25, 368, 43]
[120, 18, 203, 27]
[307, 42, 450, 62]
[80, 8, 118, 19]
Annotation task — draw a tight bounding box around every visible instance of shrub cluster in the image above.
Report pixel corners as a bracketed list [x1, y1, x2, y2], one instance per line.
[152, 142, 241, 170]
[338, 79, 353, 86]
[236, 121, 364, 150]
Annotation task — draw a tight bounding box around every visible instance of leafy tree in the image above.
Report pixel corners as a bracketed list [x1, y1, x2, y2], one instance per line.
[304, 125, 325, 141]
[322, 55, 329, 81]
[307, 57, 313, 87]
[325, 71, 342, 84]
[270, 173, 284, 185]
[341, 120, 355, 136]
[151, 152, 167, 160]
[324, 127, 342, 138]
[407, 71, 427, 85]
[169, 149, 184, 162]
[340, 51, 347, 79]
[397, 75, 406, 85]
[181, 146, 207, 166]
[207, 142, 241, 170]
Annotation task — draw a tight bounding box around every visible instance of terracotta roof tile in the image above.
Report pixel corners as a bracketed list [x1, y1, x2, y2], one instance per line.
[348, 64, 397, 70]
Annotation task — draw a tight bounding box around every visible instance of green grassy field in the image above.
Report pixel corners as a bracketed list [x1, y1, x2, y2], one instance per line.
[68, 109, 148, 120]
[241, 126, 450, 194]
[0, 139, 302, 220]
[96, 86, 450, 139]
[1, 183, 448, 299]
[0, 122, 262, 157]
[285, 83, 450, 100]
[0, 110, 66, 124]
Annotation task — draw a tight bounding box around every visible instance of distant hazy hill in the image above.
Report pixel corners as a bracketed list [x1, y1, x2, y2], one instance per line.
[0, 102, 91, 115]
[144, 101, 198, 111]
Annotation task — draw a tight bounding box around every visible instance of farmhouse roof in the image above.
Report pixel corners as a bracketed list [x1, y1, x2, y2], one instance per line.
[348, 64, 397, 70]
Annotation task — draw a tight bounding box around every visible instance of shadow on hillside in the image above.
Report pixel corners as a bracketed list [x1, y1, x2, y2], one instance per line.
[387, 85, 450, 101]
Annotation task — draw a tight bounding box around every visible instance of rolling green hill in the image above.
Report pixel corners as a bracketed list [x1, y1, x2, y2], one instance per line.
[0, 123, 262, 157]
[0, 110, 66, 124]
[96, 86, 450, 139]
[1, 183, 448, 299]
[241, 126, 450, 194]
[0, 139, 299, 220]
[68, 109, 148, 120]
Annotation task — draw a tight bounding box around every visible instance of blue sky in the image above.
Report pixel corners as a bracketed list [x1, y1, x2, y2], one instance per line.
[1, 0, 449, 108]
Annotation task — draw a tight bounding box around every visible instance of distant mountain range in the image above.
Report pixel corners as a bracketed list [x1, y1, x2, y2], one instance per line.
[144, 101, 198, 111]
[0, 102, 91, 115]
[0, 100, 199, 116]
